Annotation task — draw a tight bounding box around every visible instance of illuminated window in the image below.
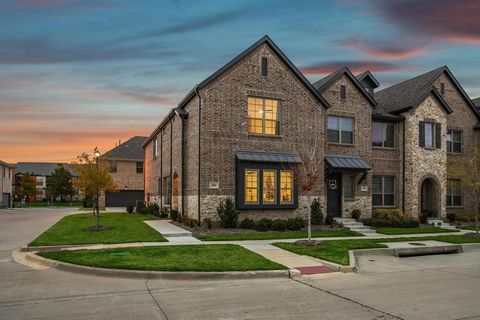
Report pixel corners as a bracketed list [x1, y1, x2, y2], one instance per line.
[247, 97, 279, 135]
[280, 170, 293, 204]
[245, 170, 259, 204]
[263, 170, 276, 204]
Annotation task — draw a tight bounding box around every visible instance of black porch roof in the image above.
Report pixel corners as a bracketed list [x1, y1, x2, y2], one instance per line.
[235, 151, 301, 164]
[325, 154, 370, 170]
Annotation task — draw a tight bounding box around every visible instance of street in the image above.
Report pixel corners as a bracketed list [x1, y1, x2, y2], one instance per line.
[1, 208, 479, 320]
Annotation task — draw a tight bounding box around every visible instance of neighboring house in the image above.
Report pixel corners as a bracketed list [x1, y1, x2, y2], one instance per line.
[99, 136, 147, 207]
[0, 160, 14, 208]
[144, 35, 480, 221]
[15, 162, 77, 201]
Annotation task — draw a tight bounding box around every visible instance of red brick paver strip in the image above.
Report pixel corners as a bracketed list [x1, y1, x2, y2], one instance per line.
[295, 266, 335, 275]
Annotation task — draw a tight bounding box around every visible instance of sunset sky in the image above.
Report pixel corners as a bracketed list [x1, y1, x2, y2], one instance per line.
[1, 0, 480, 163]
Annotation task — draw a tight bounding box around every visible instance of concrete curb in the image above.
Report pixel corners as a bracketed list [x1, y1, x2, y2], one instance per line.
[24, 251, 291, 280]
[22, 243, 145, 253]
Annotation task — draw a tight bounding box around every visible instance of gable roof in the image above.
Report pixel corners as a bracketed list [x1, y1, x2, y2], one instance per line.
[102, 136, 147, 161]
[177, 35, 330, 110]
[15, 162, 73, 176]
[356, 71, 379, 89]
[376, 66, 480, 119]
[312, 67, 377, 106]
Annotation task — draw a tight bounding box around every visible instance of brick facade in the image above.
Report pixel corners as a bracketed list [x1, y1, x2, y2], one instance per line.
[144, 36, 480, 222]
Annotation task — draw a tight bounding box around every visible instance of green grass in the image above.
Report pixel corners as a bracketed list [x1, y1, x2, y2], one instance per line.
[15, 201, 83, 208]
[39, 244, 286, 272]
[29, 212, 166, 246]
[461, 225, 480, 231]
[375, 227, 459, 235]
[196, 229, 362, 241]
[274, 234, 480, 266]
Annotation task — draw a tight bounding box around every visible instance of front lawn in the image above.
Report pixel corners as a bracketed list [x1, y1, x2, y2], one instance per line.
[196, 229, 362, 241]
[375, 227, 459, 235]
[274, 235, 480, 266]
[39, 244, 286, 271]
[460, 225, 480, 231]
[29, 212, 166, 246]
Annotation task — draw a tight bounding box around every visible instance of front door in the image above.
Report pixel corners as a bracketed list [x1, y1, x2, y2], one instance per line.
[327, 173, 342, 217]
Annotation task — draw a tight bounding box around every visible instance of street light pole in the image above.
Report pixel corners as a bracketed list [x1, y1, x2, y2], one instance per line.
[94, 148, 100, 229]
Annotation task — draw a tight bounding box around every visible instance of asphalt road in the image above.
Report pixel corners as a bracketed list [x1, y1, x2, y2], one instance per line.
[1, 208, 479, 320]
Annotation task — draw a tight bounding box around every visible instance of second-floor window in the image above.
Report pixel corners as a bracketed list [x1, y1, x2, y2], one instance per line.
[372, 122, 394, 148]
[419, 121, 441, 149]
[327, 116, 353, 144]
[247, 97, 279, 135]
[109, 161, 117, 173]
[447, 130, 462, 154]
[136, 162, 144, 173]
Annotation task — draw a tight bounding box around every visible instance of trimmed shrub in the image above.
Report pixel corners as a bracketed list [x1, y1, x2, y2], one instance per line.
[362, 217, 420, 228]
[160, 209, 168, 218]
[254, 218, 273, 231]
[216, 197, 239, 228]
[203, 218, 213, 229]
[126, 204, 134, 214]
[446, 212, 456, 223]
[286, 217, 304, 231]
[271, 219, 287, 231]
[418, 213, 428, 225]
[372, 208, 404, 220]
[310, 198, 323, 225]
[351, 209, 361, 221]
[324, 214, 334, 225]
[170, 209, 178, 222]
[240, 218, 255, 229]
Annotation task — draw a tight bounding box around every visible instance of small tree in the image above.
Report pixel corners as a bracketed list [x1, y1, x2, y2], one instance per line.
[294, 109, 323, 241]
[18, 172, 35, 202]
[47, 165, 75, 202]
[216, 197, 239, 228]
[311, 198, 323, 225]
[71, 150, 117, 230]
[448, 147, 480, 235]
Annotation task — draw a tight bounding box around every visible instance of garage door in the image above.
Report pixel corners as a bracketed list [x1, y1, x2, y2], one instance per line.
[2, 193, 10, 208]
[105, 190, 144, 207]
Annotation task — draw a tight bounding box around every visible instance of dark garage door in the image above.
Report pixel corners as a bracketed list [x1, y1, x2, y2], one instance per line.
[2, 193, 10, 208]
[105, 190, 144, 207]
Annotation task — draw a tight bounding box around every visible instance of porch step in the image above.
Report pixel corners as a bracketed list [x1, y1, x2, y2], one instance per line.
[334, 218, 376, 235]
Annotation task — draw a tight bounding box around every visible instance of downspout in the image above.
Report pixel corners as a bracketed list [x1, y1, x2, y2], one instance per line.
[160, 129, 163, 210]
[196, 87, 202, 225]
[180, 113, 186, 217]
[402, 120, 406, 214]
[170, 120, 173, 210]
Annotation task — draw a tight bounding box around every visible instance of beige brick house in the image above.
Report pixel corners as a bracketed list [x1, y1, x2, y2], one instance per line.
[100, 136, 147, 207]
[144, 35, 480, 222]
[0, 160, 13, 208]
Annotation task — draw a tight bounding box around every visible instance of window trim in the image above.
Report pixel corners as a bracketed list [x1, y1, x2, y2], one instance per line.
[372, 175, 396, 207]
[247, 97, 280, 136]
[236, 161, 297, 209]
[446, 129, 462, 154]
[327, 115, 354, 144]
[447, 179, 462, 207]
[372, 121, 395, 148]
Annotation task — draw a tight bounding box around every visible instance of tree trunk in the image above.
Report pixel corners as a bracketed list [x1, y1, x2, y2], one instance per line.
[307, 196, 312, 241]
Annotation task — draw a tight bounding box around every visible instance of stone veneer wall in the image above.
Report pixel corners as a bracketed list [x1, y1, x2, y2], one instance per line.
[404, 95, 447, 218]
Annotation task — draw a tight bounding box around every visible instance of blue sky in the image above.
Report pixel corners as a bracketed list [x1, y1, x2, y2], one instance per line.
[1, 0, 479, 162]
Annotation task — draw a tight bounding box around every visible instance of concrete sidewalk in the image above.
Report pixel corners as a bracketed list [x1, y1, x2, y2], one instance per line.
[143, 220, 202, 244]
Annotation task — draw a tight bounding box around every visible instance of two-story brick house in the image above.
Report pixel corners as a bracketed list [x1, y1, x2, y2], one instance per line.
[144, 35, 480, 222]
[99, 136, 147, 207]
[0, 160, 13, 208]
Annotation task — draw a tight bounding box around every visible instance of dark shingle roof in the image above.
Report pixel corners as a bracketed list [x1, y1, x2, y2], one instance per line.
[313, 67, 377, 106]
[15, 162, 71, 176]
[473, 97, 480, 108]
[375, 67, 445, 114]
[102, 136, 147, 161]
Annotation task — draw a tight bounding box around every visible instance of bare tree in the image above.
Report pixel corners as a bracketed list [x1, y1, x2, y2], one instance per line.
[294, 109, 324, 241]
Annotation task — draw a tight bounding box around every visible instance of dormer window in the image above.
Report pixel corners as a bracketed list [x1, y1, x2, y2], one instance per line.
[261, 57, 268, 76]
[340, 85, 346, 100]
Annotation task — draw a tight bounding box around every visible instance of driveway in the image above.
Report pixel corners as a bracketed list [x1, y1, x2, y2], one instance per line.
[1, 208, 480, 319]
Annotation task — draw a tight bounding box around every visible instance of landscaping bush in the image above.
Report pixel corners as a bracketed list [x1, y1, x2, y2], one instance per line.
[203, 218, 213, 229]
[372, 208, 404, 220]
[240, 218, 256, 229]
[126, 204, 134, 214]
[271, 219, 287, 231]
[188, 218, 198, 228]
[310, 198, 323, 225]
[170, 209, 178, 221]
[286, 217, 305, 231]
[160, 208, 168, 219]
[254, 218, 273, 231]
[351, 209, 361, 221]
[82, 198, 93, 208]
[362, 217, 419, 228]
[135, 201, 146, 213]
[418, 213, 428, 225]
[216, 197, 239, 228]
[457, 213, 476, 222]
[447, 212, 456, 223]
[324, 214, 334, 225]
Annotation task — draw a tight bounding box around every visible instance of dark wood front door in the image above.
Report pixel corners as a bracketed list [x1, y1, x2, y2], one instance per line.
[327, 173, 342, 217]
